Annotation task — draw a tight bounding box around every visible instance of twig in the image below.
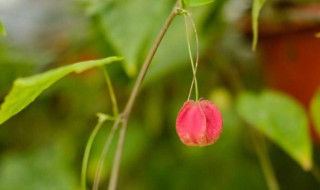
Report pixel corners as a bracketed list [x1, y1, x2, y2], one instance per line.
[122, 0, 182, 117]
[101, 67, 119, 117]
[81, 113, 108, 190]
[92, 118, 122, 190]
[252, 130, 280, 190]
[108, 120, 128, 190]
[93, 1, 183, 190]
[183, 12, 199, 101]
[108, 2, 182, 190]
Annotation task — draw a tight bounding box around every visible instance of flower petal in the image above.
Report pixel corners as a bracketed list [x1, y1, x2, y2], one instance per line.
[176, 100, 207, 146]
[199, 99, 223, 144]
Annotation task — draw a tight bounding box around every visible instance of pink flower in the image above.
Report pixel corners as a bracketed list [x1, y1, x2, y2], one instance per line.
[176, 98, 223, 146]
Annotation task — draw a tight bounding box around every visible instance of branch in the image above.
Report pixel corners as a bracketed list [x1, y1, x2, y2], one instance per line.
[108, 2, 182, 189]
[93, 1, 183, 190]
[122, 0, 182, 117]
[108, 120, 128, 190]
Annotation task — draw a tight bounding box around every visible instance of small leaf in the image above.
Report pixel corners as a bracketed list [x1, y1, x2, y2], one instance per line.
[310, 89, 320, 135]
[0, 56, 123, 125]
[184, 0, 214, 7]
[252, 0, 266, 51]
[0, 20, 6, 36]
[237, 90, 312, 171]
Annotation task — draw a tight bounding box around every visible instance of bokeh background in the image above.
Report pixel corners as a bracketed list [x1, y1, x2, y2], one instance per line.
[0, 0, 320, 189]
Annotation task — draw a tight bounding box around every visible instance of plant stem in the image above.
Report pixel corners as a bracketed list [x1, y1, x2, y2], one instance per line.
[184, 12, 199, 101]
[122, 0, 181, 117]
[101, 67, 119, 117]
[81, 114, 107, 190]
[93, 118, 122, 190]
[108, 120, 128, 190]
[252, 130, 280, 190]
[95, 1, 182, 190]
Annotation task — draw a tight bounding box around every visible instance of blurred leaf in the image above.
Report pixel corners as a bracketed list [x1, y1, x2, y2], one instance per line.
[144, 16, 189, 85]
[98, 0, 169, 76]
[251, 0, 265, 51]
[184, 0, 214, 7]
[316, 32, 320, 38]
[144, 7, 212, 86]
[310, 89, 320, 135]
[87, 119, 148, 182]
[0, 146, 77, 190]
[96, 1, 211, 82]
[0, 20, 6, 36]
[0, 56, 123, 125]
[237, 90, 312, 171]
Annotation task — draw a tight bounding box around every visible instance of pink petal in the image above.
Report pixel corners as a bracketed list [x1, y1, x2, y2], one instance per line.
[199, 99, 223, 144]
[176, 100, 207, 146]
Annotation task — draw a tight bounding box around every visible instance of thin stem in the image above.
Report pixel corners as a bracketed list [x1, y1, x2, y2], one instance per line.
[101, 67, 119, 117]
[311, 164, 320, 184]
[93, 1, 182, 189]
[81, 113, 108, 190]
[252, 130, 280, 190]
[184, 12, 199, 101]
[92, 118, 122, 190]
[122, 0, 181, 117]
[108, 120, 128, 190]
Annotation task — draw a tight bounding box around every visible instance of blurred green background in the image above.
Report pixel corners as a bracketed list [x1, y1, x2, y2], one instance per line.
[0, 0, 320, 189]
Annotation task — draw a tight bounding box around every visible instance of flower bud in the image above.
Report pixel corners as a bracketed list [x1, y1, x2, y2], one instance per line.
[176, 98, 223, 146]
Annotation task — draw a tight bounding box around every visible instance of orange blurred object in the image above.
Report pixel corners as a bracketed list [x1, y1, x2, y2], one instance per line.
[257, 4, 320, 142]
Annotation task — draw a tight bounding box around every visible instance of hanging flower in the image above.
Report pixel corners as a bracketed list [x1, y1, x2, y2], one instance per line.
[176, 98, 223, 146]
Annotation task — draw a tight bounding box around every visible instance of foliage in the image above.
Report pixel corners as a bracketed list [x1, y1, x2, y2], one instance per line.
[251, 0, 265, 51]
[0, 0, 319, 189]
[311, 89, 320, 135]
[237, 90, 312, 171]
[0, 57, 123, 125]
[184, 0, 215, 7]
[0, 20, 6, 36]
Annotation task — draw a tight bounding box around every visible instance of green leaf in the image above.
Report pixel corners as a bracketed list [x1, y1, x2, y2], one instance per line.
[0, 56, 123, 125]
[0, 20, 6, 36]
[252, 0, 265, 51]
[97, 0, 169, 77]
[310, 89, 320, 135]
[184, 0, 214, 7]
[237, 90, 312, 171]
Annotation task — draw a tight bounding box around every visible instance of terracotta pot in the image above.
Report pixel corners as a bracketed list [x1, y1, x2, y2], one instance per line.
[257, 4, 320, 142]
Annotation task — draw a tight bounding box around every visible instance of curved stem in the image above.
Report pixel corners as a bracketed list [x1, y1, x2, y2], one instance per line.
[108, 120, 128, 190]
[101, 67, 119, 117]
[184, 12, 199, 101]
[122, 0, 181, 117]
[252, 130, 280, 190]
[81, 114, 107, 190]
[93, 1, 182, 190]
[92, 118, 122, 190]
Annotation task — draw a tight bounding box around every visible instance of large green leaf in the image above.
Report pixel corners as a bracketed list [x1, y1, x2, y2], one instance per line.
[0, 20, 6, 36]
[0, 56, 123, 125]
[97, 0, 169, 77]
[184, 0, 214, 7]
[251, 0, 265, 51]
[310, 89, 320, 135]
[237, 90, 312, 171]
[92, 0, 213, 83]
